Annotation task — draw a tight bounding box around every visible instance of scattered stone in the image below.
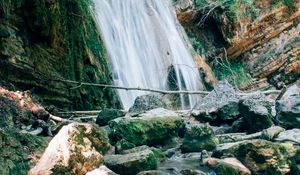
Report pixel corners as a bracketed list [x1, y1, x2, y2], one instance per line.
[181, 123, 218, 153]
[29, 123, 111, 175]
[240, 95, 274, 133]
[213, 139, 298, 175]
[212, 125, 232, 135]
[119, 145, 166, 162]
[193, 81, 241, 123]
[86, 166, 117, 175]
[261, 126, 285, 141]
[104, 149, 157, 175]
[109, 108, 185, 146]
[275, 129, 300, 144]
[129, 94, 172, 115]
[206, 158, 251, 175]
[137, 170, 170, 175]
[180, 169, 208, 175]
[276, 85, 300, 128]
[96, 108, 126, 126]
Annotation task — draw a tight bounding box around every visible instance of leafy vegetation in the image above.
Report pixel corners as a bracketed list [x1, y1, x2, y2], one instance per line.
[211, 58, 252, 88]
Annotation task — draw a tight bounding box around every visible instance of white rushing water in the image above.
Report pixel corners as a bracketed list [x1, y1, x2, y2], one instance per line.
[93, 0, 204, 109]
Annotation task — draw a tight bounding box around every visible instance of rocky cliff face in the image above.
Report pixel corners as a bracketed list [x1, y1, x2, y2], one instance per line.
[0, 0, 120, 109]
[175, 0, 300, 90]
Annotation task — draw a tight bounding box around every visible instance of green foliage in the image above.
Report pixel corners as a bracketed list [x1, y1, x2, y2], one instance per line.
[271, 0, 296, 10]
[212, 59, 252, 88]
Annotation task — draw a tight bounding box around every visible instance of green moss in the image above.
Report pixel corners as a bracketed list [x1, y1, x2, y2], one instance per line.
[214, 163, 241, 175]
[109, 117, 185, 146]
[0, 0, 121, 110]
[0, 129, 47, 175]
[75, 124, 111, 154]
[271, 0, 296, 10]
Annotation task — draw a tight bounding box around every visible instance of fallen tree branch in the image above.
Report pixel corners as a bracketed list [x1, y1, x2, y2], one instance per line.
[50, 79, 281, 95]
[57, 110, 103, 115]
[51, 79, 211, 95]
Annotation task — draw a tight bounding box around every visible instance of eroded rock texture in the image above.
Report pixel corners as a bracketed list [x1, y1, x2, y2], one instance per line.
[175, 0, 300, 90]
[0, 0, 120, 109]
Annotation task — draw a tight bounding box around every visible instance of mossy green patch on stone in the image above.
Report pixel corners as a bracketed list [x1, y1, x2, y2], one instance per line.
[181, 124, 218, 152]
[109, 114, 185, 146]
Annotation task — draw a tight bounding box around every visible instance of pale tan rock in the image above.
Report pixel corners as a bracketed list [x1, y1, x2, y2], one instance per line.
[86, 166, 117, 175]
[29, 123, 107, 175]
[206, 157, 251, 175]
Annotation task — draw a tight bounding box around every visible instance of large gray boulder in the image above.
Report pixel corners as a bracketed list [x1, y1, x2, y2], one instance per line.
[276, 85, 300, 128]
[109, 108, 185, 146]
[275, 129, 300, 144]
[193, 81, 241, 123]
[128, 94, 172, 115]
[104, 149, 157, 175]
[240, 94, 274, 133]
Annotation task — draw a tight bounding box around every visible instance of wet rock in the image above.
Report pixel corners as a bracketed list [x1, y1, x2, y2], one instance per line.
[115, 139, 136, 154]
[104, 149, 157, 175]
[129, 94, 172, 115]
[137, 170, 170, 175]
[179, 169, 208, 175]
[240, 95, 274, 133]
[206, 158, 251, 175]
[275, 129, 300, 144]
[276, 85, 300, 128]
[213, 139, 297, 175]
[120, 145, 166, 163]
[29, 123, 111, 175]
[261, 126, 285, 141]
[96, 108, 126, 126]
[193, 81, 241, 123]
[109, 108, 185, 146]
[181, 124, 218, 153]
[86, 166, 117, 175]
[230, 117, 247, 132]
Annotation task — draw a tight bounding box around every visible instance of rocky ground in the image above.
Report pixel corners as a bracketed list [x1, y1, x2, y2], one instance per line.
[1, 80, 300, 175]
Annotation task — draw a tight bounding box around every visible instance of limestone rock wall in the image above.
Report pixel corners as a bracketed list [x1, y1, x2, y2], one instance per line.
[0, 0, 120, 109]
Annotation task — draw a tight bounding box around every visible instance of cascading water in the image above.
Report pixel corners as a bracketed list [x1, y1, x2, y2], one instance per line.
[93, 0, 204, 109]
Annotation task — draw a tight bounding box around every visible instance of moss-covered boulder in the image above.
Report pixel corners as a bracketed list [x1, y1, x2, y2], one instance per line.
[104, 149, 157, 175]
[213, 139, 298, 175]
[96, 108, 126, 126]
[29, 123, 111, 175]
[181, 123, 218, 153]
[119, 145, 166, 163]
[109, 108, 185, 146]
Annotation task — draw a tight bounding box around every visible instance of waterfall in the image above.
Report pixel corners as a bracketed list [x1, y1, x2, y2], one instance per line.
[93, 0, 204, 109]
